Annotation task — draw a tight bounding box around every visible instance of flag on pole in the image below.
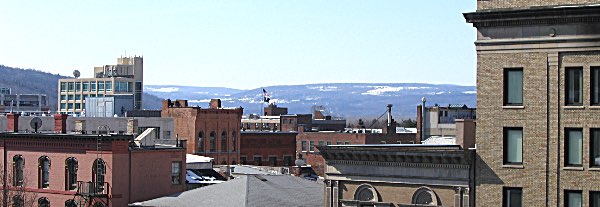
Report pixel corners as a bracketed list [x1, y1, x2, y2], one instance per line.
[262, 89, 270, 103]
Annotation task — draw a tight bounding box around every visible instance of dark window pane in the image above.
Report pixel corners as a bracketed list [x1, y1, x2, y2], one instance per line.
[592, 68, 600, 105]
[566, 129, 583, 166]
[592, 130, 600, 167]
[591, 192, 600, 207]
[504, 128, 523, 164]
[565, 191, 582, 207]
[504, 69, 523, 105]
[503, 188, 522, 207]
[566, 68, 583, 105]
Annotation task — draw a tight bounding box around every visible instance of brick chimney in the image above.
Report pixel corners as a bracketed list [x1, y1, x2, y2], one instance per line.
[209, 99, 221, 109]
[416, 105, 422, 142]
[54, 114, 68, 134]
[6, 113, 19, 132]
[455, 119, 476, 149]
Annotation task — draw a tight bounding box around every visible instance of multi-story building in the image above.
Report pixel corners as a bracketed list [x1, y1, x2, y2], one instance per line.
[0, 87, 11, 95]
[0, 93, 49, 114]
[465, 1, 600, 206]
[0, 114, 186, 207]
[161, 99, 243, 165]
[416, 104, 476, 140]
[239, 131, 297, 166]
[57, 56, 143, 116]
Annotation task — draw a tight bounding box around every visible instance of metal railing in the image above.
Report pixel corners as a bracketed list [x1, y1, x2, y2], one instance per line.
[76, 181, 110, 197]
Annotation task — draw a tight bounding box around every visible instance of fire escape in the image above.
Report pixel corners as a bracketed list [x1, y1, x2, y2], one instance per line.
[73, 126, 111, 207]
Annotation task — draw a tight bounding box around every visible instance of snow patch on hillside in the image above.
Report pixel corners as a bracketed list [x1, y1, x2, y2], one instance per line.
[361, 86, 431, 96]
[147, 87, 179, 93]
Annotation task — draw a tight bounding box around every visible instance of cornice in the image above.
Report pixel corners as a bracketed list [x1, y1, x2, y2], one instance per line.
[326, 160, 470, 169]
[464, 5, 600, 27]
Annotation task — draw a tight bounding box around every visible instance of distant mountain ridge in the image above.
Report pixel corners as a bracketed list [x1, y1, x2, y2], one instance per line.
[145, 83, 476, 118]
[0, 65, 163, 111]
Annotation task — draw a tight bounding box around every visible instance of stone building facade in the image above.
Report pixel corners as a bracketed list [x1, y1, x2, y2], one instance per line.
[465, 1, 600, 206]
[239, 131, 297, 166]
[161, 99, 243, 165]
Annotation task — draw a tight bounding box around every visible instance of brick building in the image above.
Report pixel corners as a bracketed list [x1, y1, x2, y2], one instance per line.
[296, 131, 417, 176]
[161, 99, 243, 165]
[239, 131, 297, 166]
[0, 114, 186, 207]
[465, 1, 600, 206]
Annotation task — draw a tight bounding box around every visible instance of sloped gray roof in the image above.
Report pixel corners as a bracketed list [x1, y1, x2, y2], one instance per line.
[130, 175, 323, 207]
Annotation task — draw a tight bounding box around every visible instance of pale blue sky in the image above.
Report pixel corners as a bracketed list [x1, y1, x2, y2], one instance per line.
[0, 1, 477, 89]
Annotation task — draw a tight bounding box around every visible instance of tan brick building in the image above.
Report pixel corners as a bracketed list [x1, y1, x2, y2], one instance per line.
[465, 1, 600, 206]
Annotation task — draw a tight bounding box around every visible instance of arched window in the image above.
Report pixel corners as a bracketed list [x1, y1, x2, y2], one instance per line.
[65, 199, 78, 207]
[13, 155, 24, 187]
[12, 195, 23, 207]
[38, 156, 51, 189]
[232, 131, 237, 152]
[412, 187, 440, 206]
[197, 131, 205, 152]
[65, 157, 78, 190]
[37, 197, 50, 207]
[221, 131, 228, 152]
[92, 159, 106, 193]
[209, 131, 216, 152]
[354, 184, 379, 202]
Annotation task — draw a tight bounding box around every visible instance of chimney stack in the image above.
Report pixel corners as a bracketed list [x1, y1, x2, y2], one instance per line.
[455, 119, 476, 149]
[74, 120, 86, 134]
[6, 113, 19, 132]
[54, 114, 68, 134]
[127, 119, 138, 134]
[416, 105, 423, 143]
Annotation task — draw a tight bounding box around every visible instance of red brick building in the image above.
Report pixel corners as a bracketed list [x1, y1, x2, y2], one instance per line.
[161, 99, 243, 165]
[239, 132, 297, 166]
[0, 114, 186, 207]
[296, 132, 417, 176]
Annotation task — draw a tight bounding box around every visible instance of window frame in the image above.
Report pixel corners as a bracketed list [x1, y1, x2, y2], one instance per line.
[592, 67, 600, 106]
[565, 67, 584, 106]
[503, 127, 524, 165]
[66, 157, 78, 191]
[565, 190, 583, 207]
[504, 68, 524, 106]
[503, 187, 523, 207]
[591, 191, 600, 207]
[565, 128, 583, 167]
[38, 156, 51, 189]
[171, 161, 182, 185]
[591, 129, 600, 168]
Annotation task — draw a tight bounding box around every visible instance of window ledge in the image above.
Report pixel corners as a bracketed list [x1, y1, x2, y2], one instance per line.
[588, 167, 600, 171]
[563, 106, 585, 110]
[502, 164, 524, 169]
[589, 106, 600, 110]
[502, 106, 524, 109]
[563, 166, 584, 171]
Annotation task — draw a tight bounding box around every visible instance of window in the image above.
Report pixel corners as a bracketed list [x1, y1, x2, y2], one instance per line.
[318, 140, 324, 146]
[412, 187, 439, 206]
[232, 131, 237, 152]
[38, 156, 51, 189]
[566, 128, 583, 166]
[504, 128, 523, 165]
[269, 156, 277, 166]
[240, 156, 247, 165]
[327, 141, 332, 146]
[591, 191, 600, 207]
[38, 197, 50, 207]
[171, 161, 182, 185]
[105, 81, 112, 92]
[355, 184, 379, 202]
[592, 129, 600, 167]
[92, 159, 106, 193]
[284, 156, 293, 166]
[301, 141, 307, 152]
[336, 141, 342, 145]
[91, 81, 97, 92]
[75, 82, 81, 92]
[565, 190, 582, 207]
[98, 82, 105, 91]
[75, 94, 81, 100]
[60, 82, 67, 92]
[504, 68, 523, 106]
[83, 82, 89, 92]
[593, 67, 600, 105]
[209, 131, 216, 152]
[253, 156, 262, 166]
[12, 195, 23, 207]
[197, 131, 204, 152]
[309, 141, 315, 152]
[13, 155, 24, 186]
[221, 131, 228, 152]
[503, 187, 522, 207]
[68, 95, 74, 100]
[68, 82, 74, 92]
[61, 103, 67, 110]
[345, 141, 350, 145]
[566, 67, 583, 106]
[75, 103, 81, 109]
[66, 157, 78, 190]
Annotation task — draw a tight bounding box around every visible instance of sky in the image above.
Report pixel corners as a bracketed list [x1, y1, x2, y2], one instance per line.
[0, 1, 477, 90]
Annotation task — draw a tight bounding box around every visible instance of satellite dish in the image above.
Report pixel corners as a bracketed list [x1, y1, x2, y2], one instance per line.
[73, 70, 81, 78]
[30, 117, 42, 133]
